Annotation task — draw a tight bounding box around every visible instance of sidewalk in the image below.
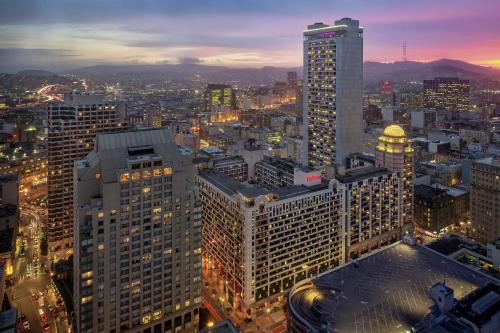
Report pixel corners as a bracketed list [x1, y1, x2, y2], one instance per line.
[202, 267, 287, 333]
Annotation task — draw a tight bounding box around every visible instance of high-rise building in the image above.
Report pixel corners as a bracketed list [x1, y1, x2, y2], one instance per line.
[198, 169, 343, 318]
[47, 93, 125, 261]
[302, 18, 363, 167]
[470, 157, 500, 244]
[205, 84, 236, 112]
[423, 77, 470, 111]
[74, 128, 201, 333]
[375, 124, 414, 228]
[198, 162, 404, 316]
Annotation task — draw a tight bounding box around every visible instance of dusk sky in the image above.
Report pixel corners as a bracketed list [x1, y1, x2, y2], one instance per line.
[1, 0, 500, 72]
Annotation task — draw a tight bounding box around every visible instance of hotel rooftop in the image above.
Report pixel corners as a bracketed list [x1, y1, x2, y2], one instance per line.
[287, 242, 499, 333]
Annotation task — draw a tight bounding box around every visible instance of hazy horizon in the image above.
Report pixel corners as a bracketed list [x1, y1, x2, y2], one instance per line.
[1, 0, 500, 73]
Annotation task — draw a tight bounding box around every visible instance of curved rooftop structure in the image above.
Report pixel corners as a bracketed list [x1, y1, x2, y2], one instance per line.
[383, 124, 406, 138]
[287, 242, 498, 333]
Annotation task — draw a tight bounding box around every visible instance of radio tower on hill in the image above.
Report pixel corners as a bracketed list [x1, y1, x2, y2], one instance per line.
[403, 41, 407, 62]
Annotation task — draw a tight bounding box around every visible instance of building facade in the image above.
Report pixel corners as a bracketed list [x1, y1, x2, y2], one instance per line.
[254, 157, 295, 189]
[74, 128, 201, 333]
[470, 157, 500, 244]
[211, 156, 248, 182]
[198, 163, 404, 316]
[375, 124, 414, 228]
[423, 77, 470, 111]
[414, 184, 469, 233]
[48, 93, 125, 261]
[303, 18, 363, 167]
[205, 84, 236, 112]
[143, 104, 162, 129]
[336, 167, 403, 260]
[198, 170, 344, 317]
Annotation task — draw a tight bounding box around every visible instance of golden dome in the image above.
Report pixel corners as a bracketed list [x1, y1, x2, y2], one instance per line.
[383, 124, 406, 137]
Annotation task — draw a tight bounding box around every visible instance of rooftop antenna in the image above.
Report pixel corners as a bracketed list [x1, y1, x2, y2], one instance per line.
[403, 41, 407, 62]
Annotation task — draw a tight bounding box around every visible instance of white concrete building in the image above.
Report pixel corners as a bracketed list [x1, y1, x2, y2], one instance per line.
[302, 18, 363, 168]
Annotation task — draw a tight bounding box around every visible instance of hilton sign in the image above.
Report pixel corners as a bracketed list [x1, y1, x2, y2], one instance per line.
[295, 169, 322, 187]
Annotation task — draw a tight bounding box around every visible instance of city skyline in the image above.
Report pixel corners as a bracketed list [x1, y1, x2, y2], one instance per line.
[1, 0, 500, 72]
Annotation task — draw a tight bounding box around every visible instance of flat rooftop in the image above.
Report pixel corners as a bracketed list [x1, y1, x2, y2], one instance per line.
[288, 242, 498, 333]
[198, 170, 330, 200]
[336, 166, 393, 184]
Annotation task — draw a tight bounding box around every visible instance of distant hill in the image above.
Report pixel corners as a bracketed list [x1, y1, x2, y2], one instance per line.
[64, 63, 302, 86]
[4, 58, 497, 87]
[363, 59, 500, 84]
[16, 69, 58, 77]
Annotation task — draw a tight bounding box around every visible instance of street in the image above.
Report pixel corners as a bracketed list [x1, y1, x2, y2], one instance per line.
[8, 204, 70, 333]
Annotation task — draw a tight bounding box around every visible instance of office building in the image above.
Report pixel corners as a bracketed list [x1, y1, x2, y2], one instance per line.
[414, 184, 469, 234]
[47, 93, 125, 260]
[205, 84, 236, 112]
[470, 157, 500, 244]
[375, 124, 414, 227]
[303, 18, 363, 167]
[198, 170, 344, 318]
[287, 241, 498, 333]
[74, 128, 201, 333]
[423, 77, 470, 111]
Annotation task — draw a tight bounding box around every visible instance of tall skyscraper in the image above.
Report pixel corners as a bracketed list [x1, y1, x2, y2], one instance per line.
[423, 77, 470, 111]
[47, 93, 125, 261]
[470, 157, 500, 244]
[302, 18, 363, 168]
[375, 124, 414, 228]
[74, 128, 201, 333]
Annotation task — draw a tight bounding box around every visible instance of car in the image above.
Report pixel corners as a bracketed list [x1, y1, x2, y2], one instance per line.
[23, 320, 30, 332]
[38, 308, 47, 322]
[31, 291, 39, 301]
[42, 322, 51, 333]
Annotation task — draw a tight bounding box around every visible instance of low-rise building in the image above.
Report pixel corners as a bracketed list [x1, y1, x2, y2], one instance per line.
[414, 184, 469, 233]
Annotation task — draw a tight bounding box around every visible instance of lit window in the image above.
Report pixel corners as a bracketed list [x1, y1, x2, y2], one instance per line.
[154, 168, 162, 177]
[81, 271, 93, 279]
[163, 167, 172, 175]
[131, 172, 140, 181]
[143, 187, 151, 193]
[141, 314, 151, 325]
[120, 173, 130, 182]
[81, 296, 93, 304]
[143, 170, 152, 178]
